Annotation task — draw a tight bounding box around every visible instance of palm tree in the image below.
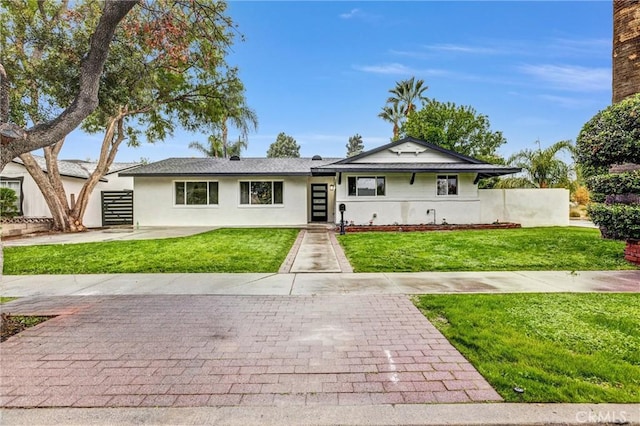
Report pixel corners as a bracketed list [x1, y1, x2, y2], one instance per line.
[378, 102, 404, 141]
[503, 140, 575, 188]
[613, 0, 640, 103]
[218, 77, 258, 157]
[386, 76, 429, 116]
[188, 134, 225, 158]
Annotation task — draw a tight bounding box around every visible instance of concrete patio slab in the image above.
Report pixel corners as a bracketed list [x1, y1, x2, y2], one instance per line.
[2, 226, 218, 247]
[0, 295, 501, 408]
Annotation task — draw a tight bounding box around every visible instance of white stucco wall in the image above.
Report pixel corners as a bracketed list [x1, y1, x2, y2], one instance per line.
[479, 188, 569, 227]
[132, 175, 309, 227]
[335, 173, 481, 225]
[0, 163, 134, 228]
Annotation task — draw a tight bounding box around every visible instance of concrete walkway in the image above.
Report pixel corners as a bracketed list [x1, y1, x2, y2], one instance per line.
[2, 270, 639, 297]
[280, 229, 353, 273]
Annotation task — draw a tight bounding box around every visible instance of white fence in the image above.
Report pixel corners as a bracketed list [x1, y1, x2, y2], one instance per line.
[479, 188, 569, 227]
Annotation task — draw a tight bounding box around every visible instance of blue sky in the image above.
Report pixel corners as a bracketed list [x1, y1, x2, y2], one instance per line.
[65, 1, 612, 163]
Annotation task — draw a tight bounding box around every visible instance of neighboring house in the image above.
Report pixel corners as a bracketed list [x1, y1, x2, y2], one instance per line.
[120, 137, 569, 228]
[1, 156, 138, 228]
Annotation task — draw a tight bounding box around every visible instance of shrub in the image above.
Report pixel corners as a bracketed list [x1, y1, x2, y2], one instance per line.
[569, 209, 582, 218]
[576, 94, 640, 243]
[576, 94, 640, 170]
[0, 187, 19, 218]
[588, 204, 640, 240]
[572, 186, 591, 205]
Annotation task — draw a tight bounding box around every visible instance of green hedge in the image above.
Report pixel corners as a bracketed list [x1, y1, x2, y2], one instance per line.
[588, 204, 640, 240]
[587, 171, 640, 202]
[576, 94, 640, 169]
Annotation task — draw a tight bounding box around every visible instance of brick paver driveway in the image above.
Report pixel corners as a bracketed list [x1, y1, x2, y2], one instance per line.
[0, 295, 501, 407]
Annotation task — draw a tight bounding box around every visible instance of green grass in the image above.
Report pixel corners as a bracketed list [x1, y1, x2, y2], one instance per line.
[3, 228, 299, 274]
[413, 293, 640, 402]
[338, 227, 636, 272]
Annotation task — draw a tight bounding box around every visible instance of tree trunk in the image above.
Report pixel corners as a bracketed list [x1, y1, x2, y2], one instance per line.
[19, 151, 77, 232]
[71, 113, 126, 224]
[613, 0, 640, 103]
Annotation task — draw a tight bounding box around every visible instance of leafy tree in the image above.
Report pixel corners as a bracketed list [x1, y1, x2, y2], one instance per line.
[217, 77, 258, 157]
[267, 132, 300, 158]
[2, 0, 248, 231]
[346, 134, 364, 157]
[500, 140, 575, 188]
[403, 99, 506, 161]
[387, 77, 429, 115]
[0, 1, 136, 171]
[576, 93, 640, 241]
[378, 102, 404, 141]
[0, 187, 19, 218]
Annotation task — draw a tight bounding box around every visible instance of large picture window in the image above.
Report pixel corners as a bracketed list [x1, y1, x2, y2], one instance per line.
[175, 181, 218, 205]
[240, 181, 283, 205]
[348, 176, 385, 197]
[437, 175, 458, 196]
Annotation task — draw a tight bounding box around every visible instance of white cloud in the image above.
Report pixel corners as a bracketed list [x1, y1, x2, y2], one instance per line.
[518, 64, 611, 92]
[423, 43, 502, 55]
[339, 9, 361, 19]
[353, 63, 449, 77]
[536, 94, 592, 109]
[353, 63, 417, 75]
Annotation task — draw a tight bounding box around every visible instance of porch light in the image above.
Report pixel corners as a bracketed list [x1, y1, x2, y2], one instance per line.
[329, 184, 335, 191]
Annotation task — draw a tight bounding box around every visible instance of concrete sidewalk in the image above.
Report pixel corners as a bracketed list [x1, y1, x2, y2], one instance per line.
[2, 404, 638, 425]
[2, 270, 639, 297]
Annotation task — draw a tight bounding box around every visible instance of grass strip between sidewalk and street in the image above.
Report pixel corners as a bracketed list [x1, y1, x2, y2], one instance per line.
[413, 293, 640, 402]
[3, 228, 299, 274]
[338, 227, 636, 272]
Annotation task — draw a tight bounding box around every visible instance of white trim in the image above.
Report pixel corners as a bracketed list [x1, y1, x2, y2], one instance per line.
[238, 180, 285, 207]
[436, 174, 459, 197]
[173, 180, 219, 207]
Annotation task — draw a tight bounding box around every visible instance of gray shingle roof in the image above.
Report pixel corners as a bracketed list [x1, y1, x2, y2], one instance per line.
[120, 157, 343, 177]
[11, 156, 139, 181]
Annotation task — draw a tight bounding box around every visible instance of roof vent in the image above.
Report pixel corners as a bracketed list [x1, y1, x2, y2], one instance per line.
[229, 155, 240, 161]
[312, 155, 322, 160]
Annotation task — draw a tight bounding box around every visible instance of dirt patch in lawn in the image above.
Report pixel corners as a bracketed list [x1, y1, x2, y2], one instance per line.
[1, 313, 53, 342]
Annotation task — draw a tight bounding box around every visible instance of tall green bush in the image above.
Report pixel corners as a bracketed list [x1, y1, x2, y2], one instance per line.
[576, 94, 640, 240]
[0, 187, 19, 218]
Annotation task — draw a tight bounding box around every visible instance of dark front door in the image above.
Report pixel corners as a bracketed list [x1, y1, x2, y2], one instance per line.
[311, 183, 328, 222]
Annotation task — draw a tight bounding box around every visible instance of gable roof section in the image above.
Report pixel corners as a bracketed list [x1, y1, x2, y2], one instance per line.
[120, 157, 343, 177]
[311, 137, 520, 178]
[333, 137, 485, 165]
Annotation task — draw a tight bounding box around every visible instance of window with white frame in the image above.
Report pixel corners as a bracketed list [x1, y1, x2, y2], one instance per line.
[347, 176, 385, 196]
[436, 175, 458, 196]
[174, 181, 218, 205]
[239, 181, 283, 205]
[0, 178, 23, 214]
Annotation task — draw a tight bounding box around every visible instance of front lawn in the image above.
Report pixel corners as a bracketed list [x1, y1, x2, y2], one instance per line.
[338, 227, 636, 272]
[413, 293, 640, 402]
[3, 228, 298, 274]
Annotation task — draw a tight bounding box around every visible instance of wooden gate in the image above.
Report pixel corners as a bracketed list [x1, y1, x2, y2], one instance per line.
[101, 190, 133, 226]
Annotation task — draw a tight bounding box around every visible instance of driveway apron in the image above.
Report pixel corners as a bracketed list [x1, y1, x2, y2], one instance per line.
[0, 294, 501, 408]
